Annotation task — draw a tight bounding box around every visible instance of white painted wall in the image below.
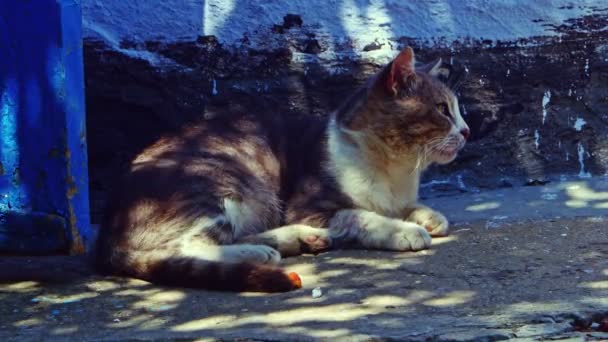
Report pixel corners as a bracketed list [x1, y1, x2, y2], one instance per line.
[82, 0, 603, 63]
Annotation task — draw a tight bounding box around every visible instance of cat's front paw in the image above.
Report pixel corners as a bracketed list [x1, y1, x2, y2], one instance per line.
[238, 245, 282, 265]
[391, 223, 432, 251]
[406, 206, 449, 237]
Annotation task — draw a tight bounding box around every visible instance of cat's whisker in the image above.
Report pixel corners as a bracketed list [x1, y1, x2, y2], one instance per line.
[426, 137, 445, 146]
[426, 138, 450, 152]
[414, 146, 432, 172]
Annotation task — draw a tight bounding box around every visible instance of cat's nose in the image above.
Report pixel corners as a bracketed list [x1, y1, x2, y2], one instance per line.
[460, 128, 470, 140]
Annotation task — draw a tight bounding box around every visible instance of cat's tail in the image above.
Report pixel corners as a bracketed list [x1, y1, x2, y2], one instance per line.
[97, 251, 302, 293]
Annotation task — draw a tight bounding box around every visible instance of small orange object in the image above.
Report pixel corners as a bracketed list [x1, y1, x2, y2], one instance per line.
[288, 272, 302, 289]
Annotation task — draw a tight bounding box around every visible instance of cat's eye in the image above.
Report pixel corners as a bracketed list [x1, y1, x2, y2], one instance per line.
[437, 103, 451, 118]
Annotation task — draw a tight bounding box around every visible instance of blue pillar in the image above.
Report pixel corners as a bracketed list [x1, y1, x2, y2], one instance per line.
[0, 1, 91, 254]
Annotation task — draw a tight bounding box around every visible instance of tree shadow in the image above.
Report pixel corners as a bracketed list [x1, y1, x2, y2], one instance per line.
[1, 218, 607, 340]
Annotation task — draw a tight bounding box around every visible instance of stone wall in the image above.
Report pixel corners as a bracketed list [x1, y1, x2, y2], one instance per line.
[82, 1, 608, 222]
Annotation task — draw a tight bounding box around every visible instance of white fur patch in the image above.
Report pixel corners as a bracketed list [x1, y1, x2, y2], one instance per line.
[179, 215, 226, 255]
[177, 214, 280, 264]
[327, 120, 420, 217]
[329, 209, 432, 251]
[223, 198, 266, 238]
[448, 95, 469, 133]
[181, 243, 281, 264]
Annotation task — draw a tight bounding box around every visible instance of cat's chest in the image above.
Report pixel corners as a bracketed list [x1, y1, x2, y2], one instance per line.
[336, 163, 419, 217]
[326, 125, 421, 217]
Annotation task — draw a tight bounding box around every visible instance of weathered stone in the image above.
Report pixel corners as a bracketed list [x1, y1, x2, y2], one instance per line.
[437, 329, 512, 341]
[83, 12, 608, 221]
[513, 322, 572, 338]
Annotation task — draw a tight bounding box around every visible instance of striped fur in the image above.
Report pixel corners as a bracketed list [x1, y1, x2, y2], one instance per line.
[95, 47, 469, 292]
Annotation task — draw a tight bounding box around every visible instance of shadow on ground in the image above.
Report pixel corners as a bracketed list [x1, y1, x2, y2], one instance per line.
[1, 217, 607, 341]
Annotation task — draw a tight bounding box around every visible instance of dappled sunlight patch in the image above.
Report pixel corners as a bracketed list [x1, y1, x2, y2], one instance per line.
[280, 325, 371, 340]
[175, 302, 383, 332]
[245, 303, 378, 325]
[416, 249, 437, 256]
[556, 181, 608, 209]
[505, 301, 579, 316]
[565, 182, 608, 201]
[580, 296, 608, 306]
[172, 314, 239, 332]
[85, 280, 124, 292]
[375, 262, 409, 270]
[389, 254, 426, 264]
[314, 268, 350, 279]
[107, 313, 156, 329]
[593, 201, 608, 209]
[2, 281, 41, 293]
[115, 288, 162, 297]
[51, 326, 79, 335]
[142, 290, 186, 302]
[239, 292, 268, 298]
[30, 292, 98, 304]
[131, 290, 186, 312]
[431, 235, 458, 246]
[122, 278, 151, 287]
[14, 318, 42, 328]
[580, 281, 608, 289]
[466, 201, 501, 212]
[565, 200, 588, 208]
[284, 294, 330, 305]
[423, 290, 475, 307]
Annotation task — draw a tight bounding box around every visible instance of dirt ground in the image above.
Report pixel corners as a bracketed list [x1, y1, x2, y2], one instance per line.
[1, 217, 607, 341]
[1, 180, 608, 341]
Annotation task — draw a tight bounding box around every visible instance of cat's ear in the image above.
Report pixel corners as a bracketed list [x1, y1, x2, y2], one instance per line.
[385, 47, 416, 96]
[420, 58, 464, 90]
[447, 67, 465, 91]
[420, 58, 451, 80]
[419, 58, 442, 76]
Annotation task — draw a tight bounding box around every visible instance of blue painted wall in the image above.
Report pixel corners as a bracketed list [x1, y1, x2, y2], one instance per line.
[0, 1, 91, 254]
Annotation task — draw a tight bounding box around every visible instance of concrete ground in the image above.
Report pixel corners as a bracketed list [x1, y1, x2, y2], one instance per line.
[1, 178, 608, 341]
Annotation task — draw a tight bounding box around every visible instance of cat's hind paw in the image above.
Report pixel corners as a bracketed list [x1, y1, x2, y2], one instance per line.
[300, 232, 332, 254]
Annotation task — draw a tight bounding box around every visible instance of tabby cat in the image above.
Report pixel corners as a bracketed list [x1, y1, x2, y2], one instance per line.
[95, 47, 470, 292]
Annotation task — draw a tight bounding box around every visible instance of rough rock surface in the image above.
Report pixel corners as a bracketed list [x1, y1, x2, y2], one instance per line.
[84, 9, 608, 222]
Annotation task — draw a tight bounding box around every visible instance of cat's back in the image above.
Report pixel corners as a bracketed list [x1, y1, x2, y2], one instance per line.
[101, 111, 292, 223]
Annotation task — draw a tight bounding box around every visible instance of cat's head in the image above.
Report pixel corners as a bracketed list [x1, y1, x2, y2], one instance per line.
[337, 47, 469, 165]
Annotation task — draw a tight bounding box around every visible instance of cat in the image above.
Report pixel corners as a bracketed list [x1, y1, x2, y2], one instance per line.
[95, 47, 470, 292]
